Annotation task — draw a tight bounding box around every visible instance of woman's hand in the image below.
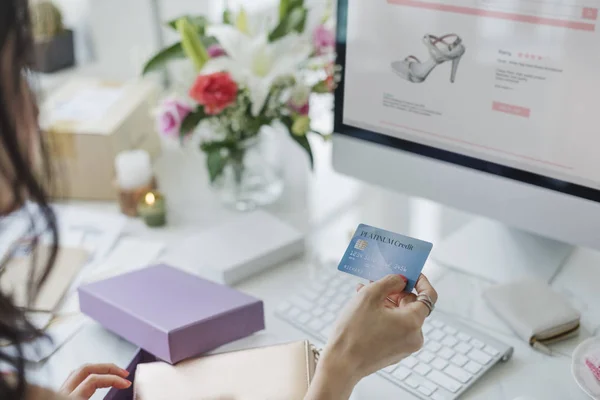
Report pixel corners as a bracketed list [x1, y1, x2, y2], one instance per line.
[59, 363, 131, 400]
[305, 274, 438, 400]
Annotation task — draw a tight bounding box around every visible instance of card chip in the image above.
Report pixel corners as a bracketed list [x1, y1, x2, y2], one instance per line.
[354, 240, 368, 250]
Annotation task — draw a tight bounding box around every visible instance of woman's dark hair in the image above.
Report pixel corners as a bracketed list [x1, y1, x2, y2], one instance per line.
[0, 0, 59, 399]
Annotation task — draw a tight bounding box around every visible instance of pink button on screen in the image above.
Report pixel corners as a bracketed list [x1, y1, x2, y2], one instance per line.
[492, 101, 531, 118]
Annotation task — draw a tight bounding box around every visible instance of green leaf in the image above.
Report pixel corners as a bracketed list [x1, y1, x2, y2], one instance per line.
[180, 108, 206, 139]
[279, 0, 290, 21]
[223, 8, 232, 24]
[167, 15, 208, 35]
[269, 6, 308, 42]
[200, 139, 237, 153]
[142, 42, 185, 75]
[177, 17, 209, 71]
[312, 80, 331, 94]
[206, 150, 228, 183]
[290, 131, 314, 169]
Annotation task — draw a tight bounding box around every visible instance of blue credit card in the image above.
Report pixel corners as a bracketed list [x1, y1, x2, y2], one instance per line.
[337, 224, 433, 292]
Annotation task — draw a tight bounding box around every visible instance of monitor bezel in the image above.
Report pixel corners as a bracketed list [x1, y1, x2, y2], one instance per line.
[333, 0, 600, 204]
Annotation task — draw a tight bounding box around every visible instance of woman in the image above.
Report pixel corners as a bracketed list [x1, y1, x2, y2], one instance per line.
[0, 0, 437, 399]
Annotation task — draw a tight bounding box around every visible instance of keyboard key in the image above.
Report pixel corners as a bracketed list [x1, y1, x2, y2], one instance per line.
[330, 278, 342, 287]
[303, 290, 319, 301]
[287, 307, 301, 318]
[322, 312, 336, 322]
[312, 307, 325, 317]
[432, 392, 450, 400]
[423, 324, 434, 334]
[441, 336, 458, 348]
[425, 341, 442, 353]
[392, 366, 411, 380]
[414, 363, 432, 376]
[308, 318, 326, 331]
[277, 302, 291, 313]
[321, 325, 334, 339]
[427, 370, 462, 393]
[484, 345, 500, 357]
[464, 361, 483, 375]
[457, 332, 471, 342]
[401, 356, 419, 368]
[342, 283, 355, 293]
[418, 350, 436, 363]
[297, 312, 311, 324]
[432, 357, 448, 370]
[383, 364, 397, 373]
[444, 365, 472, 383]
[420, 379, 438, 391]
[432, 320, 445, 328]
[438, 347, 455, 360]
[470, 338, 485, 349]
[291, 296, 312, 310]
[430, 329, 446, 341]
[468, 348, 493, 365]
[454, 342, 472, 355]
[450, 354, 469, 367]
[311, 282, 326, 292]
[327, 302, 341, 312]
[317, 297, 329, 307]
[323, 289, 336, 298]
[405, 375, 420, 388]
[418, 385, 435, 396]
[443, 326, 458, 335]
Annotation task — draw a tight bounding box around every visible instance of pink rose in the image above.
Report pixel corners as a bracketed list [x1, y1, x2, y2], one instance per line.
[155, 97, 193, 137]
[207, 44, 227, 58]
[189, 72, 238, 115]
[313, 24, 335, 56]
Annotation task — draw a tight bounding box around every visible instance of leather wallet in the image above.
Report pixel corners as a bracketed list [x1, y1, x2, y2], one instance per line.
[483, 279, 580, 353]
[134, 340, 318, 400]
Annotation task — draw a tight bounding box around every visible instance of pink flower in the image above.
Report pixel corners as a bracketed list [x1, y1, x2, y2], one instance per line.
[207, 44, 227, 58]
[313, 25, 335, 56]
[155, 97, 193, 137]
[189, 72, 238, 115]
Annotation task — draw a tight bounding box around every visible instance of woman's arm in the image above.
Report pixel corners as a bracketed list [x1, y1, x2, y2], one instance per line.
[305, 274, 438, 400]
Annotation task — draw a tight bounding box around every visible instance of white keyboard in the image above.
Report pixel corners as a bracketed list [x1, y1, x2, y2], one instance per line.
[275, 268, 513, 400]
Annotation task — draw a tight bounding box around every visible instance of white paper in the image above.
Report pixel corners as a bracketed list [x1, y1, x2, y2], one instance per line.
[49, 86, 124, 127]
[2, 315, 87, 363]
[82, 237, 166, 284]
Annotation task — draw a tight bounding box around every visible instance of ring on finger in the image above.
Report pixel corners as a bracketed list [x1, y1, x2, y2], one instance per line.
[416, 293, 435, 316]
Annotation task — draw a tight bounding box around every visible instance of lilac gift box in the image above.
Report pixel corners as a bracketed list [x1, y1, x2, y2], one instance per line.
[79, 264, 265, 364]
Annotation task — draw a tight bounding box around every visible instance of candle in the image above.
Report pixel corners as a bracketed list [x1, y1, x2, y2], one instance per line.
[115, 150, 153, 190]
[138, 191, 167, 227]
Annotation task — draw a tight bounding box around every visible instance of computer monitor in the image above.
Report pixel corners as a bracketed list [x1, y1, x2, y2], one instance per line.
[333, 0, 600, 281]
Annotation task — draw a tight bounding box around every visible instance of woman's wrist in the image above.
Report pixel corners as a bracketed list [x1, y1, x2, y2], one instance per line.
[305, 345, 362, 400]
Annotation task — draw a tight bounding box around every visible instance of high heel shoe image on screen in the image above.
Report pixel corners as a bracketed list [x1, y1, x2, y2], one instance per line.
[392, 34, 466, 83]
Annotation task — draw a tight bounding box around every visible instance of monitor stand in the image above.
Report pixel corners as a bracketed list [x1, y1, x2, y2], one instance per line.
[433, 218, 573, 283]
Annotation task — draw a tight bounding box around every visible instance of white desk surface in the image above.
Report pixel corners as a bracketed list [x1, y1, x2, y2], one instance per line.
[29, 138, 600, 400]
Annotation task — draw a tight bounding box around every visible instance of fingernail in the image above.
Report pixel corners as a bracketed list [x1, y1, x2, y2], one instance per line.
[398, 275, 408, 283]
[126, 380, 132, 387]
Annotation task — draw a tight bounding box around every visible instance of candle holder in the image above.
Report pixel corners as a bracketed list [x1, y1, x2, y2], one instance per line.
[115, 178, 157, 217]
[137, 191, 167, 227]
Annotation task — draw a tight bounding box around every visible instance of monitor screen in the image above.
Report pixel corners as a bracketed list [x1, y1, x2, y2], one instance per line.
[334, 0, 600, 202]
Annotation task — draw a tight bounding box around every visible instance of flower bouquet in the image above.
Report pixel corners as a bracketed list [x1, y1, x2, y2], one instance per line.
[144, 0, 337, 210]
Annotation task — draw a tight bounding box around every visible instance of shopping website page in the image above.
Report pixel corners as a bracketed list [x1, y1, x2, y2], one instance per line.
[343, 0, 600, 188]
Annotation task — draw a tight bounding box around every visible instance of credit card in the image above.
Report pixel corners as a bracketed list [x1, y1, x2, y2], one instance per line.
[337, 224, 433, 292]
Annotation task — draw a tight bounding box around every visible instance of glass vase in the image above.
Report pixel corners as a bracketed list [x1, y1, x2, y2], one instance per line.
[211, 125, 284, 211]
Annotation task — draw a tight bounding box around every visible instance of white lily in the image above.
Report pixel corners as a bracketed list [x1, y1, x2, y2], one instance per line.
[202, 24, 312, 116]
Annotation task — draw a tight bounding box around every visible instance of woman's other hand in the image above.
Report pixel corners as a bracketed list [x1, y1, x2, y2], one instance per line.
[59, 363, 131, 399]
[305, 274, 438, 400]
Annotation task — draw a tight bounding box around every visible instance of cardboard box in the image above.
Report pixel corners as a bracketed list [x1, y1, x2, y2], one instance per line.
[40, 78, 160, 200]
[78, 264, 265, 364]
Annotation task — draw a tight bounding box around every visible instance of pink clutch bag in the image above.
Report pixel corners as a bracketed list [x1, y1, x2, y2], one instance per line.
[134, 341, 319, 400]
